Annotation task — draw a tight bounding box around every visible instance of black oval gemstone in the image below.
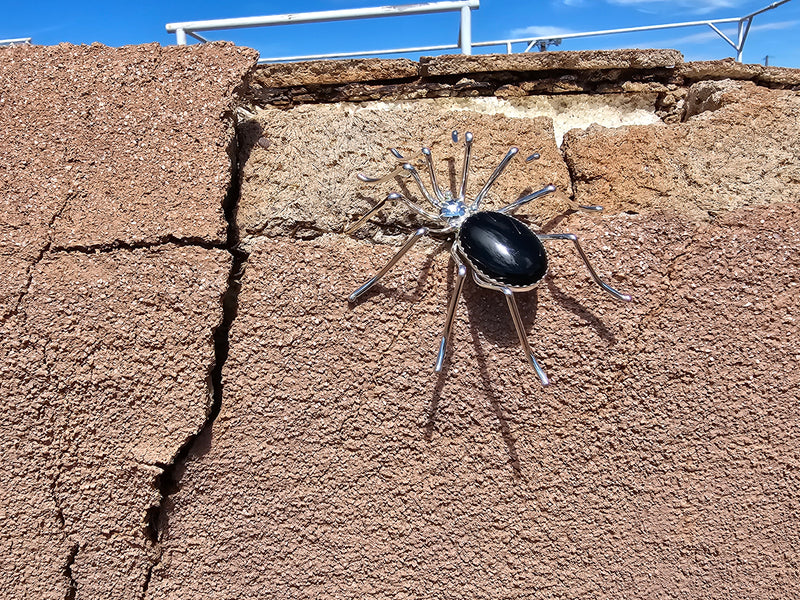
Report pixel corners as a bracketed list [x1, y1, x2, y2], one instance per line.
[458, 211, 547, 287]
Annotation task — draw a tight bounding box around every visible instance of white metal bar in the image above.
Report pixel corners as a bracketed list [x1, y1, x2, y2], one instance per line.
[475, 0, 790, 63]
[166, 1, 479, 33]
[737, 17, 754, 61]
[707, 22, 738, 51]
[0, 38, 32, 45]
[258, 43, 459, 63]
[187, 31, 210, 43]
[166, 0, 787, 64]
[474, 17, 742, 49]
[459, 5, 472, 55]
[741, 0, 791, 19]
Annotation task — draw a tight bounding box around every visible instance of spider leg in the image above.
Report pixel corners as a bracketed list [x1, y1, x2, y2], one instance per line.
[358, 158, 440, 209]
[471, 147, 518, 211]
[357, 162, 410, 184]
[496, 184, 602, 214]
[422, 148, 445, 204]
[344, 192, 439, 235]
[348, 227, 429, 302]
[434, 252, 468, 373]
[495, 184, 557, 214]
[470, 272, 549, 386]
[343, 195, 390, 235]
[401, 163, 441, 209]
[537, 233, 632, 302]
[500, 286, 550, 386]
[458, 132, 474, 201]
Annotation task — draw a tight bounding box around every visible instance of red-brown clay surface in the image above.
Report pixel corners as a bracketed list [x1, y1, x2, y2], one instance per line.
[1, 247, 230, 598]
[563, 80, 800, 221]
[3, 45, 800, 599]
[148, 205, 799, 599]
[0, 43, 257, 599]
[0, 42, 255, 267]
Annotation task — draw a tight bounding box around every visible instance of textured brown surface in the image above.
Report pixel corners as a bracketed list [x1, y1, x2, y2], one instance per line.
[0, 42, 256, 258]
[678, 58, 800, 85]
[563, 80, 800, 221]
[422, 49, 684, 77]
[254, 58, 419, 87]
[1, 246, 230, 598]
[238, 105, 571, 244]
[149, 204, 799, 598]
[0, 42, 255, 599]
[4, 45, 800, 599]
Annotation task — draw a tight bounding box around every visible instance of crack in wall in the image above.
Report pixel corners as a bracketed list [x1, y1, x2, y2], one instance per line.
[0, 191, 72, 325]
[137, 119, 250, 599]
[64, 542, 79, 600]
[51, 235, 228, 255]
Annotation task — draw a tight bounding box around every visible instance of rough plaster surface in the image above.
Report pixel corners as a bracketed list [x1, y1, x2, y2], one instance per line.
[238, 104, 572, 245]
[0, 42, 256, 260]
[563, 80, 800, 221]
[149, 204, 799, 598]
[255, 58, 419, 87]
[3, 46, 800, 599]
[422, 94, 662, 145]
[422, 49, 684, 76]
[1, 246, 231, 598]
[0, 43, 256, 598]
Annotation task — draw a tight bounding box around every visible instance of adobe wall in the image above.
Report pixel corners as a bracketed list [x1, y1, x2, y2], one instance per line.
[1, 44, 798, 599]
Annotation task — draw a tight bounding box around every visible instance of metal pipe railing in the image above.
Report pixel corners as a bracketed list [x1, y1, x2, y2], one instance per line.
[166, 0, 479, 59]
[475, 0, 791, 63]
[165, 0, 791, 64]
[0, 38, 32, 46]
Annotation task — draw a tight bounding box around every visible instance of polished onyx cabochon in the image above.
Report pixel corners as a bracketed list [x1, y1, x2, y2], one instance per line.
[457, 211, 548, 287]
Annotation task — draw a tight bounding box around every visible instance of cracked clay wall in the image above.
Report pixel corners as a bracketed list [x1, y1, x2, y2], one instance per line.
[0, 42, 257, 598]
[2, 45, 800, 599]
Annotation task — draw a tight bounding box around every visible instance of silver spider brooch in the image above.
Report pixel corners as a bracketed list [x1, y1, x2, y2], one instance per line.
[345, 131, 631, 386]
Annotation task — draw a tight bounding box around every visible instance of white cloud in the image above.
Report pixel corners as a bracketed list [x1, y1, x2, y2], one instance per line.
[509, 25, 575, 38]
[606, 0, 745, 15]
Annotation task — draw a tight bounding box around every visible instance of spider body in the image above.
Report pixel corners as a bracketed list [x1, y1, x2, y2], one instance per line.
[456, 211, 548, 290]
[346, 131, 631, 386]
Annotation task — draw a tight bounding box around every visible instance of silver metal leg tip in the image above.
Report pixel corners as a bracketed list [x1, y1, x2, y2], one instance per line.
[347, 293, 358, 303]
[620, 293, 633, 302]
[434, 339, 446, 372]
[535, 369, 550, 386]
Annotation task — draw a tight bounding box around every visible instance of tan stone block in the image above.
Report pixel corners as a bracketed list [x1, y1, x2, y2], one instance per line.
[422, 49, 683, 77]
[237, 103, 571, 246]
[562, 81, 800, 220]
[678, 58, 800, 86]
[254, 58, 419, 87]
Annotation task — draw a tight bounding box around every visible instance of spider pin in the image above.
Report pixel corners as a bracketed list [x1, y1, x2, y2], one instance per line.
[345, 131, 631, 386]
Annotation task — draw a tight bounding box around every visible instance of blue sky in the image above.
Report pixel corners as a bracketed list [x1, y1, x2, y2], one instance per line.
[2, 0, 798, 67]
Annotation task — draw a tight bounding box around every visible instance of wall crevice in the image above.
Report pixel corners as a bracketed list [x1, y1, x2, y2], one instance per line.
[138, 115, 250, 599]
